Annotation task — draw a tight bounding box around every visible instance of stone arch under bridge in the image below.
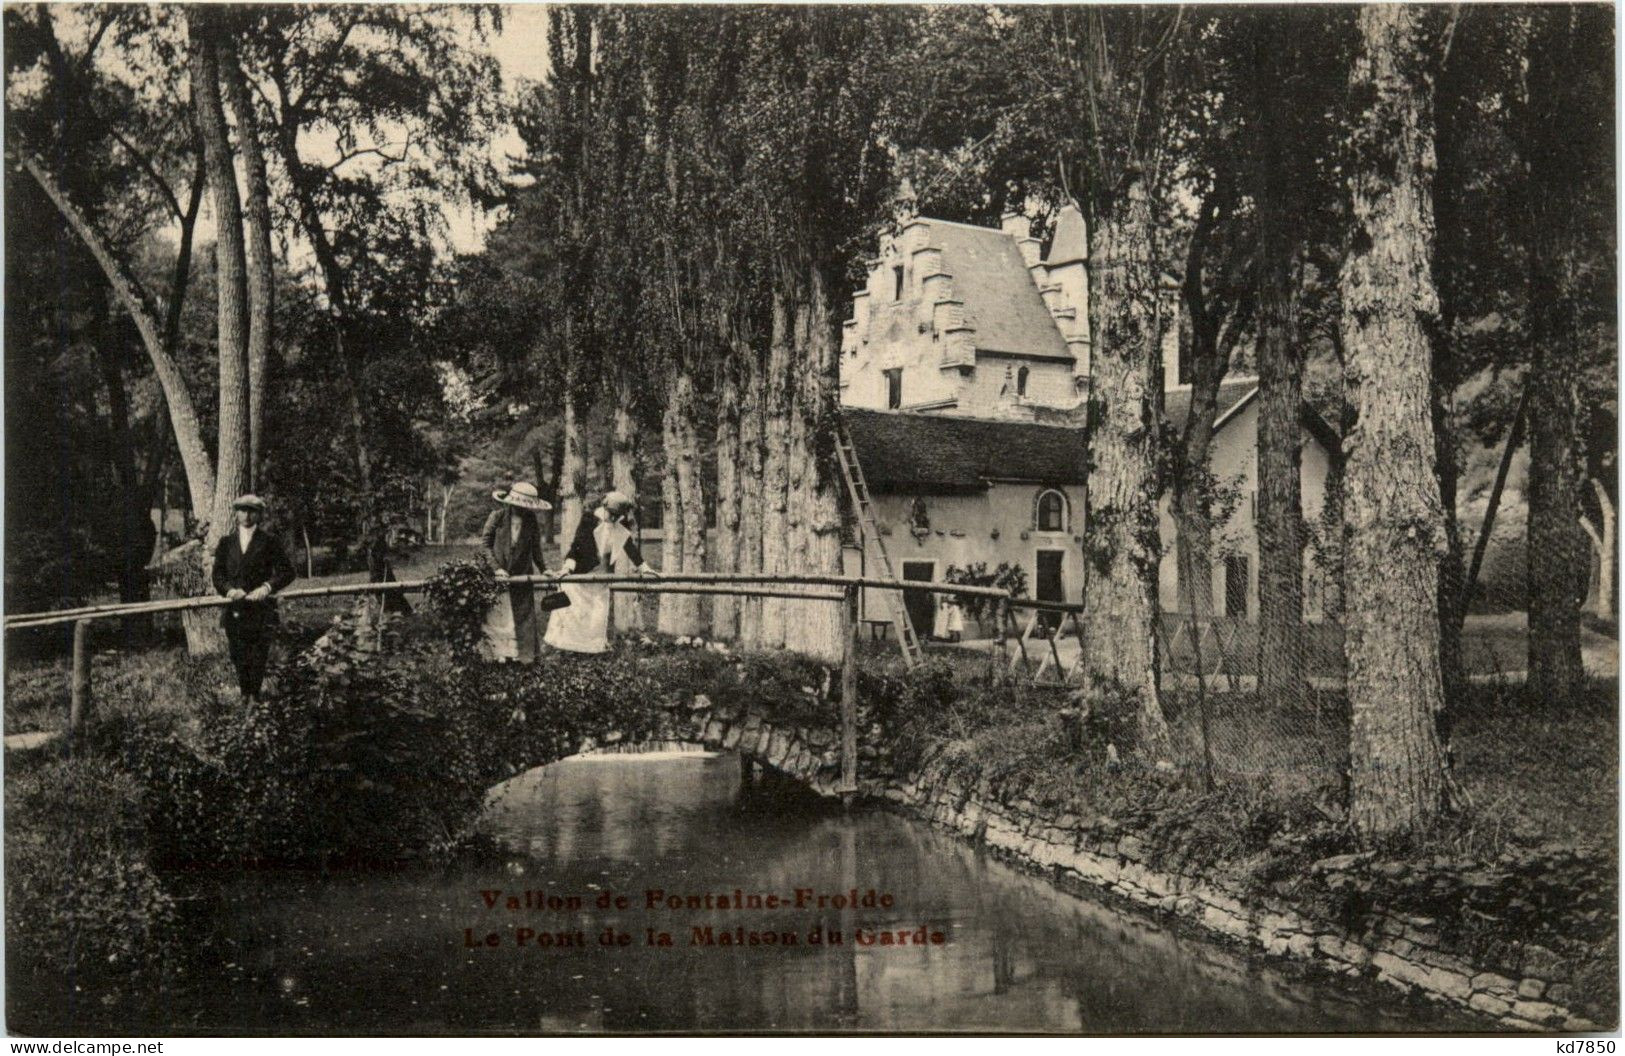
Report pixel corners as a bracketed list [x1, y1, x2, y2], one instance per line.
[544, 694, 858, 799]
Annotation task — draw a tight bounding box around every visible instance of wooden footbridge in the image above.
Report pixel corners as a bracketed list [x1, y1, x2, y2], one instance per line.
[5, 569, 1087, 798]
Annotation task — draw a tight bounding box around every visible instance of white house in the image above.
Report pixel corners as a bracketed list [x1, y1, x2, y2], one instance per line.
[839, 206, 1340, 627]
[840, 408, 1089, 634]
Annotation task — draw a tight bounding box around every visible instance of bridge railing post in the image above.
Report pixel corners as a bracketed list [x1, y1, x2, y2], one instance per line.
[70, 619, 92, 737]
[839, 582, 859, 802]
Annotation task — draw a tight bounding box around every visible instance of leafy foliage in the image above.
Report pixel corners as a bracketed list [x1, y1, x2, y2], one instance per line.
[942, 562, 1028, 623]
[5, 754, 179, 1005]
[423, 555, 501, 658]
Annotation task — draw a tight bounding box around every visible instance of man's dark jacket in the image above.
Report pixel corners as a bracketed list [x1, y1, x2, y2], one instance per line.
[212, 529, 297, 631]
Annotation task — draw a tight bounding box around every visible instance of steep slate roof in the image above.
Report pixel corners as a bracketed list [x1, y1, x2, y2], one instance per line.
[1164, 377, 1342, 456]
[1048, 205, 1088, 265]
[1163, 378, 1262, 435]
[843, 407, 1087, 492]
[927, 220, 1072, 361]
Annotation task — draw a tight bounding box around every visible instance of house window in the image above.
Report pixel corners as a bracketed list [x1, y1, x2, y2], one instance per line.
[1224, 555, 1250, 619]
[893, 265, 905, 301]
[884, 368, 903, 409]
[1035, 489, 1067, 532]
[1017, 366, 1029, 397]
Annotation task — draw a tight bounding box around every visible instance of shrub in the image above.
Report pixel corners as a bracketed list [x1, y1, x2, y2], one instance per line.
[5, 755, 179, 1009]
[423, 556, 501, 658]
[943, 562, 1027, 622]
[126, 616, 501, 866]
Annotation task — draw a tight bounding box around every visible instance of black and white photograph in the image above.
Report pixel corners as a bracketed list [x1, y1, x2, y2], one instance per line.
[2, 1, 1618, 1038]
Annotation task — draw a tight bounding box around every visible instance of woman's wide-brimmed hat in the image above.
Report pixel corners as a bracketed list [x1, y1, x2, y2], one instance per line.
[232, 494, 267, 512]
[602, 490, 635, 515]
[493, 481, 551, 511]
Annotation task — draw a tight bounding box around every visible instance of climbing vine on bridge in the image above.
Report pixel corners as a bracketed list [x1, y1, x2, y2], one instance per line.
[424, 556, 501, 657]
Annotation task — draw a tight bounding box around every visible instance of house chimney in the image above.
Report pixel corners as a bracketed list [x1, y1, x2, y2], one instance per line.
[999, 211, 1030, 240]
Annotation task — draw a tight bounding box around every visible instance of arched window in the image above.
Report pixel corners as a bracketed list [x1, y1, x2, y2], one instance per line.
[1035, 489, 1067, 532]
[1016, 366, 1029, 397]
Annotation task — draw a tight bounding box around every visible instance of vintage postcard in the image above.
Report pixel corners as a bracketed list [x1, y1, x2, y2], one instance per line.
[3, 1, 1617, 1039]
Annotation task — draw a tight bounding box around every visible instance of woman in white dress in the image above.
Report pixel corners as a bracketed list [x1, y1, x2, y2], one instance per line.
[543, 491, 659, 654]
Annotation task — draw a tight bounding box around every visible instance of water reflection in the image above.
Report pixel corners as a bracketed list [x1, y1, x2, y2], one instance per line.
[144, 752, 1471, 1034]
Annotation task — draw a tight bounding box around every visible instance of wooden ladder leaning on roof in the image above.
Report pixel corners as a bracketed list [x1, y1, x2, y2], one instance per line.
[834, 420, 924, 670]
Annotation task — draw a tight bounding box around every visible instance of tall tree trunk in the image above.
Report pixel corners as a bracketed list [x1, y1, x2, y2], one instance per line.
[1170, 184, 1244, 641]
[784, 295, 813, 650]
[1431, 19, 1472, 708]
[16, 152, 214, 522]
[189, 11, 251, 655]
[219, 38, 273, 486]
[611, 372, 643, 632]
[757, 292, 793, 650]
[1339, 3, 1453, 840]
[1253, 34, 1307, 709]
[675, 367, 709, 637]
[789, 263, 845, 663]
[1081, 173, 1173, 760]
[191, 17, 250, 541]
[559, 367, 586, 552]
[656, 383, 687, 635]
[1590, 479, 1614, 619]
[737, 351, 766, 647]
[1523, 8, 1595, 704]
[712, 349, 742, 641]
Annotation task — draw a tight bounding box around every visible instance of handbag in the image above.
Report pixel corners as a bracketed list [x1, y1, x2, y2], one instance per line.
[538, 587, 572, 612]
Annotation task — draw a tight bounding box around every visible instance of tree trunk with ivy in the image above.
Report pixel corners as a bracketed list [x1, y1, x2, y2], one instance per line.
[756, 293, 793, 650]
[737, 352, 767, 647]
[1523, 6, 1598, 706]
[1339, 3, 1453, 840]
[1253, 42, 1307, 709]
[1080, 173, 1173, 761]
[676, 367, 709, 636]
[656, 368, 707, 637]
[786, 263, 844, 663]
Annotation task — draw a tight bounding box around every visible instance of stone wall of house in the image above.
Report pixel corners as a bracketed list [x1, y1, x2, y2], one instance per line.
[579, 689, 1608, 1033]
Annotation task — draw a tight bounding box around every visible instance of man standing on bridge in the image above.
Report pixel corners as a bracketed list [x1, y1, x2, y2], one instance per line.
[212, 494, 297, 701]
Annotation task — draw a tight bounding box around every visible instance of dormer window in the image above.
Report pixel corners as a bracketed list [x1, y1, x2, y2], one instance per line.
[893, 265, 904, 301]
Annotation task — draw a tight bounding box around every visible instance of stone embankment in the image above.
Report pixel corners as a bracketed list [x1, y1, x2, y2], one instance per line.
[584, 688, 1608, 1034]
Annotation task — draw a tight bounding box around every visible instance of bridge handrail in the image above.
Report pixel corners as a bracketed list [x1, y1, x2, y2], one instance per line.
[5, 571, 1081, 631]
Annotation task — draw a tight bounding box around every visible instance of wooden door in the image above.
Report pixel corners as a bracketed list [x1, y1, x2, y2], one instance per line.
[901, 561, 936, 639]
[1036, 550, 1065, 633]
